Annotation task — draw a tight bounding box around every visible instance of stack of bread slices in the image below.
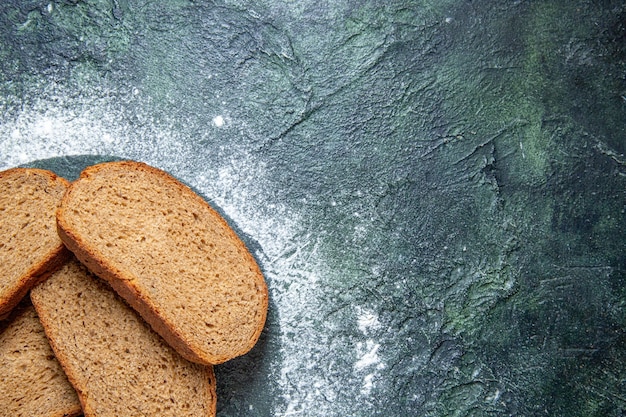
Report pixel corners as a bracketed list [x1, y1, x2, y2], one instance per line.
[0, 161, 269, 417]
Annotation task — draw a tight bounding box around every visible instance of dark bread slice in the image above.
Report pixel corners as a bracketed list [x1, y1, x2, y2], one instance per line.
[30, 259, 217, 417]
[56, 161, 268, 365]
[0, 168, 71, 319]
[0, 300, 82, 417]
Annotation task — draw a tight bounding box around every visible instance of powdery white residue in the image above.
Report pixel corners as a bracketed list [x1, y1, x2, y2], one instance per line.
[354, 307, 386, 397]
[357, 307, 381, 334]
[0, 88, 194, 173]
[355, 340, 382, 371]
[191, 150, 351, 416]
[194, 153, 392, 417]
[212, 115, 225, 127]
[361, 373, 375, 396]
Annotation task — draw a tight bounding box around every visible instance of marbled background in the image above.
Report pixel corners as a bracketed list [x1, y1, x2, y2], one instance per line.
[1, 1, 625, 416]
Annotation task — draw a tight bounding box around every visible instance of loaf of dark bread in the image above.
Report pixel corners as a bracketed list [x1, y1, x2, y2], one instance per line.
[56, 161, 268, 365]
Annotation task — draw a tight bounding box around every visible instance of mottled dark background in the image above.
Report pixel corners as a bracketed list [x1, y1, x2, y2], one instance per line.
[1, 1, 625, 416]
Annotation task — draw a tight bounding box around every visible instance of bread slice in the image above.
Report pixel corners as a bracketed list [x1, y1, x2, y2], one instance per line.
[30, 259, 217, 417]
[0, 300, 82, 417]
[56, 161, 268, 365]
[0, 168, 71, 319]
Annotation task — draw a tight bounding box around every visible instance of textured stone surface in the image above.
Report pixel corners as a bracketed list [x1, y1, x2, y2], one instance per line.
[1, 1, 625, 416]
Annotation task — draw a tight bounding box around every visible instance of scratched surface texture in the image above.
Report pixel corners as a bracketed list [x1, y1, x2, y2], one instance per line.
[1, 1, 625, 416]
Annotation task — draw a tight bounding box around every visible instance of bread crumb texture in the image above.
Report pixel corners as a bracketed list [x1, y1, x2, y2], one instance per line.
[0, 168, 68, 317]
[58, 161, 268, 364]
[0, 302, 81, 417]
[30, 260, 216, 417]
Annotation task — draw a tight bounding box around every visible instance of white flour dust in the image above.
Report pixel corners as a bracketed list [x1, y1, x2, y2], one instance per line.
[354, 307, 385, 397]
[0, 94, 193, 172]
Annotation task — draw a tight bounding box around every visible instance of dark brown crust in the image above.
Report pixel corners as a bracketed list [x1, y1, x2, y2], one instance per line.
[206, 365, 218, 417]
[0, 168, 71, 320]
[56, 161, 269, 365]
[49, 406, 84, 417]
[31, 290, 89, 415]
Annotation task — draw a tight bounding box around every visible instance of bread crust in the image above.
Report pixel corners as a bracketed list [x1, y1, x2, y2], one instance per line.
[0, 168, 71, 320]
[57, 161, 269, 365]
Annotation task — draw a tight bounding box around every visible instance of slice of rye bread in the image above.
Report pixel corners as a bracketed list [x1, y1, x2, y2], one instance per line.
[56, 161, 268, 365]
[0, 168, 71, 320]
[0, 300, 82, 417]
[30, 259, 217, 417]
